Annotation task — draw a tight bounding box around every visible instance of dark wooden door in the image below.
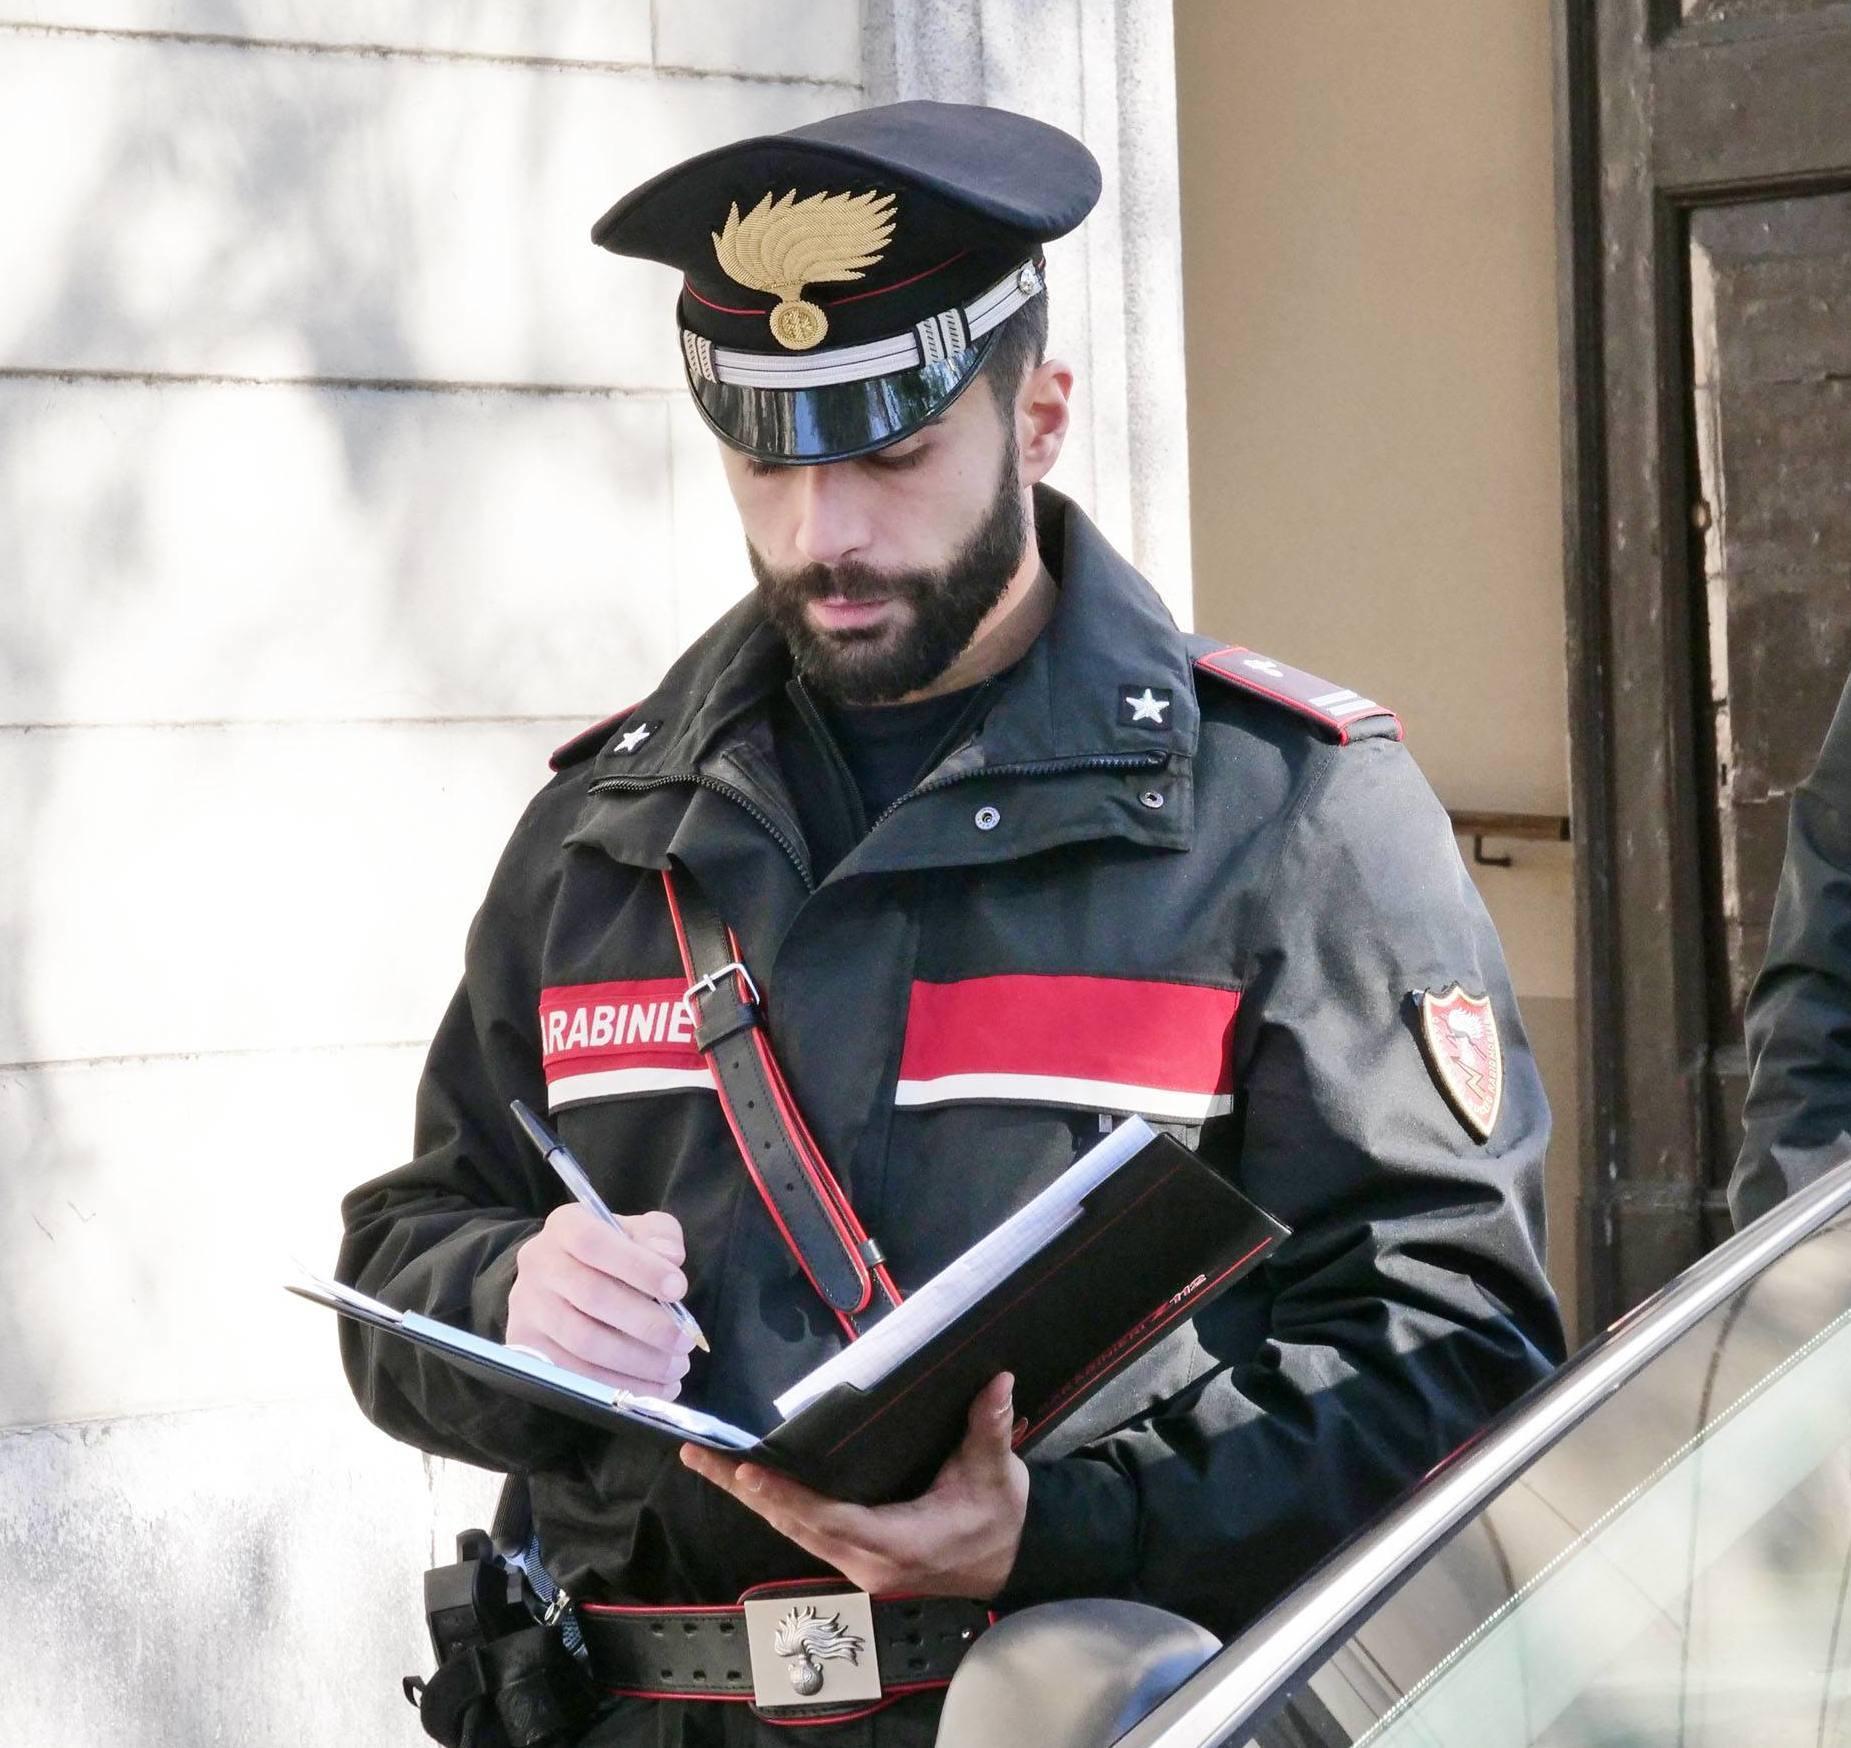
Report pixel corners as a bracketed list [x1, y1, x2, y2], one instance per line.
[1557, 0, 1851, 1323]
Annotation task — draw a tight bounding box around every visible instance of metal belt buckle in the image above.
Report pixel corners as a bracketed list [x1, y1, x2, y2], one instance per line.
[741, 1589, 881, 1711]
[683, 959, 761, 1009]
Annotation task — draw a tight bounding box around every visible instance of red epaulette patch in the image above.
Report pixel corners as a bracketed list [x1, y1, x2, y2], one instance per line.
[1193, 647, 1403, 745]
[549, 708, 636, 772]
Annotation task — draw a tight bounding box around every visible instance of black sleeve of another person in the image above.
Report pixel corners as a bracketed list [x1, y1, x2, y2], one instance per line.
[1731, 666, 1851, 1228]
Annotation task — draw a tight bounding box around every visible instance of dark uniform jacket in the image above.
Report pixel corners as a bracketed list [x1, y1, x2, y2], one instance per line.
[338, 489, 1564, 1731]
[1731, 665, 1851, 1228]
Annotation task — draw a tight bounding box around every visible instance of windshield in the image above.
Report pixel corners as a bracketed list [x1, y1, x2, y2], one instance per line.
[1245, 1213, 1851, 1748]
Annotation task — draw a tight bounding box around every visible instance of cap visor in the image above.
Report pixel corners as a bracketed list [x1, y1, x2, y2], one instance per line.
[686, 337, 996, 464]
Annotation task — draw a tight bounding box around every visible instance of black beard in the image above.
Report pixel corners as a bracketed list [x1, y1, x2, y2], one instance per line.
[748, 438, 1028, 705]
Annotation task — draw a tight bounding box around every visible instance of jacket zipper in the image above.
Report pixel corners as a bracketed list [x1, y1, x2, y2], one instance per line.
[590, 750, 1171, 885]
[588, 772, 816, 891]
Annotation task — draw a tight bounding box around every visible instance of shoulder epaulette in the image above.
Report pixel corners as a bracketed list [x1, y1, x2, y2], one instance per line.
[549, 708, 636, 772]
[1192, 646, 1403, 745]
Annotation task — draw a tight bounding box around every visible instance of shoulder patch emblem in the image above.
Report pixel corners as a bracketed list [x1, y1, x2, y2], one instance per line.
[1193, 646, 1402, 745]
[1416, 985, 1503, 1142]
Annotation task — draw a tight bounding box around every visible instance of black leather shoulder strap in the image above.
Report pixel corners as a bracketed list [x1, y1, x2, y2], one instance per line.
[663, 867, 901, 1339]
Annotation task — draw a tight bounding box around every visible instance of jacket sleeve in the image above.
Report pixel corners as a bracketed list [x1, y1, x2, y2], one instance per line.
[335, 782, 587, 1474]
[1730, 669, 1851, 1229]
[998, 735, 1566, 1634]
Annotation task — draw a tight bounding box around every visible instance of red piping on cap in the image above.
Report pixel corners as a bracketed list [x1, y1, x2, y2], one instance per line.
[683, 282, 773, 316]
[823, 249, 971, 306]
[680, 249, 972, 323]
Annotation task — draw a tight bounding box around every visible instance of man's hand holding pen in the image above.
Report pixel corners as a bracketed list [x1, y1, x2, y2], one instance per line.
[505, 1097, 709, 1395]
[507, 1204, 699, 1397]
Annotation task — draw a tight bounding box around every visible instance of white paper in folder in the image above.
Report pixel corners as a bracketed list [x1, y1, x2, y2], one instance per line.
[771, 1115, 1155, 1420]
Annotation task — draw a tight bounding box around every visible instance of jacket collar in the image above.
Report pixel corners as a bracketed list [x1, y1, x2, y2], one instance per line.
[576, 485, 1198, 879]
[965, 486, 1199, 766]
[589, 485, 1198, 788]
[587, 594, 791, 785]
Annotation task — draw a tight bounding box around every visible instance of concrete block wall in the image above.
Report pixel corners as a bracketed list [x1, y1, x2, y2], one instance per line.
[2, 5, 1188, 1742]
[865, 0, 1193, 617]
[0, 9, 860, 1743]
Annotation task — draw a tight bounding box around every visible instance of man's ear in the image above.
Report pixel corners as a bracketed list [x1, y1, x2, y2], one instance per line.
[1015, 357, 1074, 487]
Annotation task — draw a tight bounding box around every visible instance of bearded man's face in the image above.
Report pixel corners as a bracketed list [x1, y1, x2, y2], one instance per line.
[719, 380, 1030, 704]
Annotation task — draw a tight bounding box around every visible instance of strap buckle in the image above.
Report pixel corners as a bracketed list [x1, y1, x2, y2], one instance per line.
[684, 960, 761, 1010]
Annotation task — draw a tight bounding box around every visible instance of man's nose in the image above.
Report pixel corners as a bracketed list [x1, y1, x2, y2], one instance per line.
[789, 463, 869, 568]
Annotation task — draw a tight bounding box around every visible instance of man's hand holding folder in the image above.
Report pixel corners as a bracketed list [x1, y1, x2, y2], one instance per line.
[680, 1371, 1031, 1601]
[299, 1119, 1289, 1560]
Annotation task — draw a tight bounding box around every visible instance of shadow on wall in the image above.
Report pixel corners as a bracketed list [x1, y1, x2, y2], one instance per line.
[0, 1398, 505, 1747]
[0, 35, 679, 1438]
[0, 783, 58, 1439]
[0, 21, 860, 1745]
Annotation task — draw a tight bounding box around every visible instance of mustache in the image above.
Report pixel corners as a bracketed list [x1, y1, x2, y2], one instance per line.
[760, 559, 918, 604]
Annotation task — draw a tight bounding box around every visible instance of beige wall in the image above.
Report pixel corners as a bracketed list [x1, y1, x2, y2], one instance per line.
[1175, 2, 1582, 1333]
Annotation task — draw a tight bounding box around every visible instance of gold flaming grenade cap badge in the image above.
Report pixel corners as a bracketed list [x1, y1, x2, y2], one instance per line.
[712, 188, 898, 351]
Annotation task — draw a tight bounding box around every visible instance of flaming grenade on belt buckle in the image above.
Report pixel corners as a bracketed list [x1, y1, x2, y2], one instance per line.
[773, 1604, 867, 1697]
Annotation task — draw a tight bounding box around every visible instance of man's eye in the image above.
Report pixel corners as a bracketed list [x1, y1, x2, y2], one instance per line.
[865, 444, 926, 472]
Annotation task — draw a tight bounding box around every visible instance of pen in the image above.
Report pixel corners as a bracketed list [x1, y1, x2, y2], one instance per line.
[510, 1099, 710, 1354]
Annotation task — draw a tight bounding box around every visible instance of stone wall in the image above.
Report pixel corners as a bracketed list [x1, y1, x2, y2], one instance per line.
[866, 0, 1192, 614]
[0, 5, 1186, 1742]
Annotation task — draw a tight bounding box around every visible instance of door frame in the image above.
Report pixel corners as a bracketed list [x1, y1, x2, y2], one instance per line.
[1553, 0, 1851, 1324]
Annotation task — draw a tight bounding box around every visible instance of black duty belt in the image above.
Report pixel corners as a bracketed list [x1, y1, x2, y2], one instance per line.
[578, 1583, 991, 1722]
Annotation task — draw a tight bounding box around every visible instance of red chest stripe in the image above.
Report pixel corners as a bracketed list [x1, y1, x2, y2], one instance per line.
[539, 978, 712, 1110]
[895, 975, 1240, 1122]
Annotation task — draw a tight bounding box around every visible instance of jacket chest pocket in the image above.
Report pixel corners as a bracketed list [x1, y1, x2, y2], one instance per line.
[538, 978, 714, 1110]
[892, 973, 1242, 1129]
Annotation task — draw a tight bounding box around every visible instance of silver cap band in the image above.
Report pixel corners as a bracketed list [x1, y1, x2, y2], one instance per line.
[687, 259, 1043, 392]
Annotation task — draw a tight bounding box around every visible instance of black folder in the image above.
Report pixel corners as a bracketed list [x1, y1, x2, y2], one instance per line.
[296, 1127, 1287, 1506]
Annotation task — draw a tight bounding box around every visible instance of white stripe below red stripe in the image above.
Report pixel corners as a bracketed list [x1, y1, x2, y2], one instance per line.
[548, 1066, 715, 1110]
[895, 974, 1239, 1120]
[539, 978, 713, 1110]
[894, 1073, 1233, 1121]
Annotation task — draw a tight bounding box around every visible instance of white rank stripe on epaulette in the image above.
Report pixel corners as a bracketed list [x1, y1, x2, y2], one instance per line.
[1194, 647, 1403, 745]
[1307, 685, 1382, 722]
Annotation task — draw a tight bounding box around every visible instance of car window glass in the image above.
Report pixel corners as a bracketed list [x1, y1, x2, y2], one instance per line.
[1245, 1215, 1851, 1748]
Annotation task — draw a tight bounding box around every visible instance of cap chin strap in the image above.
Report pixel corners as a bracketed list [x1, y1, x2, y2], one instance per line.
[683, 258, 1043, 391]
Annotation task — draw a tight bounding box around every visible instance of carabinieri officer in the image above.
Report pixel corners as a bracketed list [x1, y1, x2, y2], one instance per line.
[337, 100, 1565, 1746]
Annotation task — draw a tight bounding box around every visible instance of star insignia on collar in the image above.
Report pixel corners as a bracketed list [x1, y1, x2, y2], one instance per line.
[1119, 686, 1173, 727]
[616, 722, 655, 754]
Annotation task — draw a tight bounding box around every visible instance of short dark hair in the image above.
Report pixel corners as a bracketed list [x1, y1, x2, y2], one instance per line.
[979, 288, 1049, 411]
